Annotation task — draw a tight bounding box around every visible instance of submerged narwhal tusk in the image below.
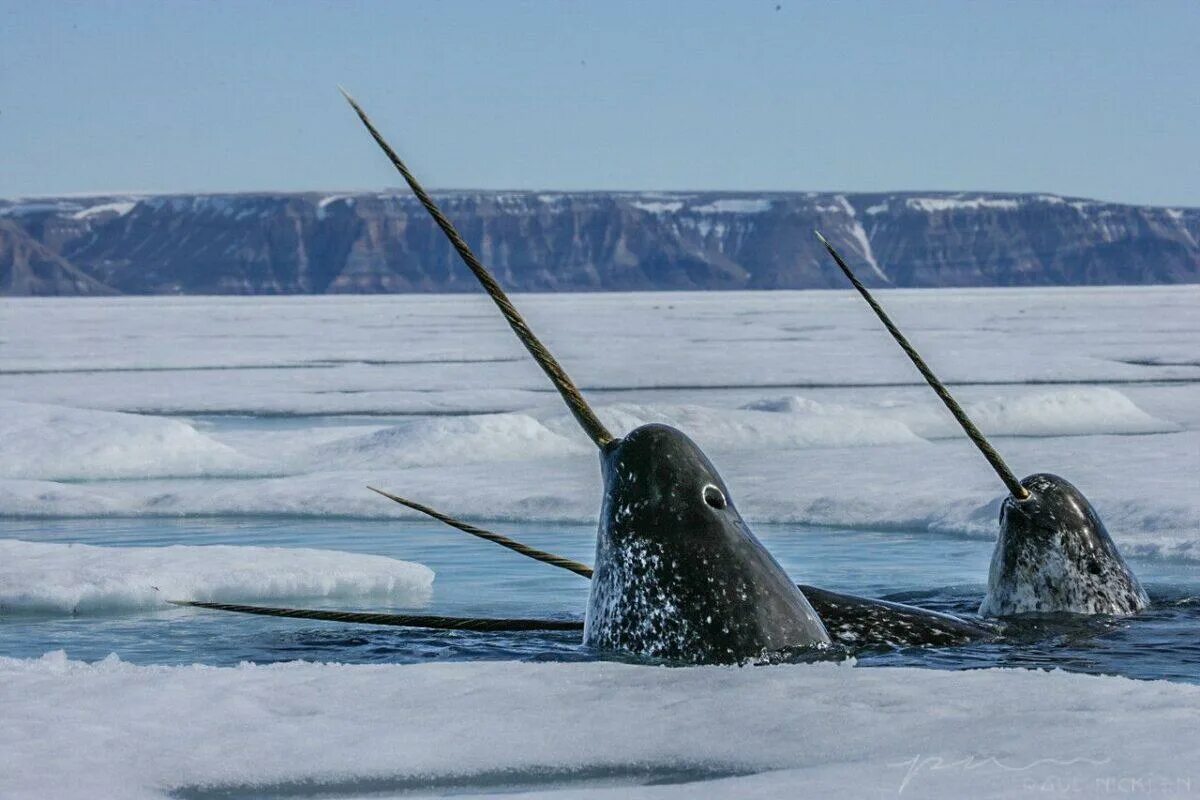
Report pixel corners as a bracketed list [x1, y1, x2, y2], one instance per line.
[340, 88, 614, 448]
[367, 486, 595, 578]
[170, 600, 583, 631]
[814, 231, 1029, 500]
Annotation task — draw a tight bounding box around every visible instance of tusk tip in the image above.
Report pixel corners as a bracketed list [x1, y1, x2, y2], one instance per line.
[338, 86, 366, 116]
[367, 485, 412, 506]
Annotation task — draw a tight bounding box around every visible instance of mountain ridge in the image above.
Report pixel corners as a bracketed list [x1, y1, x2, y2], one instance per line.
[2, 190, 1196, 295]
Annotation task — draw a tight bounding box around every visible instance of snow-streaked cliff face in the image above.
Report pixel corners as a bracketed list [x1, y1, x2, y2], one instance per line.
[2, 190, 1198, 294]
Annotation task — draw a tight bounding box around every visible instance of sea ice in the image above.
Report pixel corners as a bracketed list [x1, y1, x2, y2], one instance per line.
[1, 652, 1196, 799]
[0, 288, 1195, 561]
[0, 401, 269, 481]
[0, 539, 433, 615]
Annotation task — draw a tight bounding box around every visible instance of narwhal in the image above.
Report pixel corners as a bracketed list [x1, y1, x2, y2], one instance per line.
[364, 487, 995, 649]
[340, 95, 997, 649]
[181, 92, 998, 656]
[815, 232, 1149, 617]
[180, 91, 834, 664]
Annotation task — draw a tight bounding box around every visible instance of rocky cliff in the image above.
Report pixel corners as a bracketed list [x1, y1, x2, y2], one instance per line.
[0, 220, 116, 296]
[1, 191, 1196, 295]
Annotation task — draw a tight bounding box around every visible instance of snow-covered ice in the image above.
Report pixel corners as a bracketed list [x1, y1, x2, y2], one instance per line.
[306, 412, 591, 469]
[742, 386, 1177, 439]
[1, 653, 1198, 800]
[0, 539, 433, 614]
[553, 400, 923, 451]
[0, 288, 1197, 560]
[1, 287, 1198, 798]
[0, 401, 271, 480]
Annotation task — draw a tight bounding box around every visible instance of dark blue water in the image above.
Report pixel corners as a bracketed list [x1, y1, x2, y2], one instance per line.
[2, 517, 1197, 683]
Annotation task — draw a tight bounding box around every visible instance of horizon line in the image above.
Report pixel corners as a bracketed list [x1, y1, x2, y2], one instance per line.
[4, 188, 1198, 211]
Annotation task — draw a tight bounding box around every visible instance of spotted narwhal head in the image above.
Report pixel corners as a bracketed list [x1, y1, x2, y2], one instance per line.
[980, 473, 1148, 617]
[342, 91, 832, 664]
[586, 423, 830, 663]
[816, 231, 1147, 619]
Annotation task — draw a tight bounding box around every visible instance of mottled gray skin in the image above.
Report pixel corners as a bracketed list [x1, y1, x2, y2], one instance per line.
[799, 586, 996, 648]
[584, 424, 831, 663]
[980, 473, 1149, 617]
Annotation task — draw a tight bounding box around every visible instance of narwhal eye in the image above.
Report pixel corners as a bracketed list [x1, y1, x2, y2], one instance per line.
[703, 484, 727, 510]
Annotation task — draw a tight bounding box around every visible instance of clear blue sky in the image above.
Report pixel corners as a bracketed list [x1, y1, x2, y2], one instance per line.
[2, 0, 1197, 206]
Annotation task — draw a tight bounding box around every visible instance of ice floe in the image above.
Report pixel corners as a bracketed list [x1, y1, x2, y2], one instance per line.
[748, 387, 1177, 439]
[0, 401, 270, 481]
[0, 540, 433, 615]
[1, 653, 1196, 799]
[0, 289, 1195, 562]
[580, 401, 921, 452]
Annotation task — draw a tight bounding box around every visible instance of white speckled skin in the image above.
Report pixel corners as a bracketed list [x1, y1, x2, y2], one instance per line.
[584, 424, 831, 663]
[980, 473, 1149, 617]
[798, 586, 996, 648]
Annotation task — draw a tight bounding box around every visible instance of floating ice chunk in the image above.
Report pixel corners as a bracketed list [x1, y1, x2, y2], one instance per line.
[0, 539, 433, 615]
[0, 401, 270, 480]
